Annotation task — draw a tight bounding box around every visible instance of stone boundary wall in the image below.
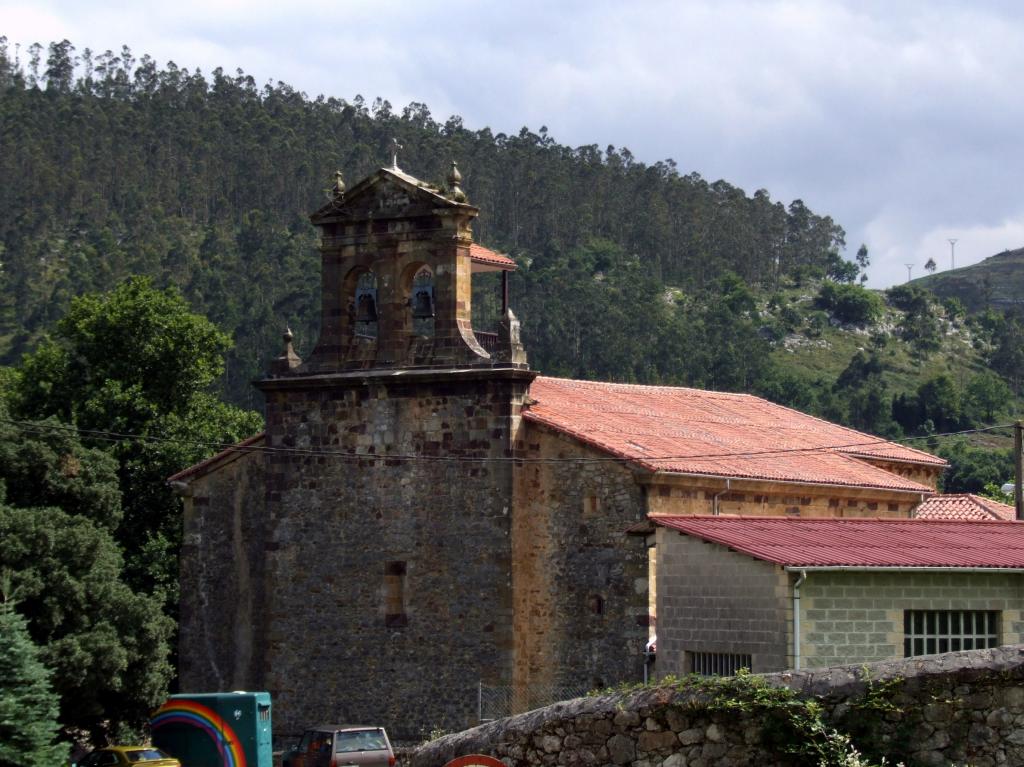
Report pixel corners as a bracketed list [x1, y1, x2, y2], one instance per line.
[409, 645, 1024, 767]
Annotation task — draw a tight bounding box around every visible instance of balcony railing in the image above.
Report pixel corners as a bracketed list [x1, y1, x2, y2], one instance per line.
[475, 331, 499, 352]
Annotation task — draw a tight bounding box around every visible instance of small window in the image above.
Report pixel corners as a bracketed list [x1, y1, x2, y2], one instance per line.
[384, 561, 407, 627]
[588, 594, 604, 615]
[687, 651, 752, 677]
[903, 610, 1000, 656]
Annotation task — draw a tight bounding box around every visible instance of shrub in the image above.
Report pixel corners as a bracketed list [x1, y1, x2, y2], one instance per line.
[816, 282, 883, 326]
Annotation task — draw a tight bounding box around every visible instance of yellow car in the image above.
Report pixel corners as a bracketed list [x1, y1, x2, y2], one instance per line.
[74, 746, 181, 767]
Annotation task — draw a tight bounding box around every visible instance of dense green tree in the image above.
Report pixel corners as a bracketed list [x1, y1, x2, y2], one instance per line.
[756, 370, 822, 413]
[814, 281, 883, 326]
[829, 351, 898, 436]
[916, 375, 965, 433]
[17, 277, 232, 422]
[516, 239, 673, 382]
[0, 409, 174, 739]
[965, 370, 1012, 423]
[0, 416, 120, 530]
[885, 285, 931, 312]
[979, 482, 1014, 505]
[10, 278, 262, 604]
[0, 502, 173, 739]
[939, 440, 1015, 493]
[989, 312, 1024, 393]
[893, 374, 973, 435]
[942, 296, 966, 323]
[689, 274, 774, 392]
[0, 595, 68, 767]
[886, 285, 942, 354]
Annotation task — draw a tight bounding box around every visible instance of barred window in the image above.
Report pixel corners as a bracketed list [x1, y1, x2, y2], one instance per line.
[687, 651, 751, 677]
[903, 610, 999, 656]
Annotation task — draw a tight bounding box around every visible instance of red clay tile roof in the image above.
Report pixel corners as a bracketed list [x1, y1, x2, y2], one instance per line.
[524, 377, 943, 492]
[167, 433, 265, 483]
[653, 515, 1024, 568]
[469, 243, 516, 270]
[915, 493, 1016, 522]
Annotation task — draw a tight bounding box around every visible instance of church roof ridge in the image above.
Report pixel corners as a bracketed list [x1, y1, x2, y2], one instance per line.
[523, 376, 944, 491]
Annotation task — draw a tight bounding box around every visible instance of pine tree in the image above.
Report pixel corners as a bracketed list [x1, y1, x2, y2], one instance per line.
[0, 592, 68, 767]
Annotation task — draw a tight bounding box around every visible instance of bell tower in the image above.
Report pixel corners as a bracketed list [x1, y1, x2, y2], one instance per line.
[253, 158, 534, 738]
[292, 157, 526, 374]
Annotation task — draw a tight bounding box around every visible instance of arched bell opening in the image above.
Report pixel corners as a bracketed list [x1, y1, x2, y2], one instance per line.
[348, 268, 379, 340]
[408, 265, 435, 338]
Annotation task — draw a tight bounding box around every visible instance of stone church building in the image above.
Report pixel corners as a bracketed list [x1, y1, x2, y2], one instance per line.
[170, 161, 946, 739]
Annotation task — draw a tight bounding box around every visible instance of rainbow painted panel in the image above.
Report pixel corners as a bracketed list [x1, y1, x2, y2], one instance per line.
[151, 693, 272, 767]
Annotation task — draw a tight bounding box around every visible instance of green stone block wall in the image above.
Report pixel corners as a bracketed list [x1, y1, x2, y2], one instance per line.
[800, 570, 1024, 668]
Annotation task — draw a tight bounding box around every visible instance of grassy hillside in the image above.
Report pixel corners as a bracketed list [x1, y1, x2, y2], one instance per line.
[757, 279, 1021, 453]
[913, 247, 1024, 313]
[768, 287, 982, 392]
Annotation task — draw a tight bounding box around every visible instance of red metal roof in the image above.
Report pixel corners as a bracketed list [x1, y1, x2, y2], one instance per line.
[469, 243, 516, 270]
[524, 377, 943, 491]
[915, 493, 1015, 522]
[653, 515, 1024, 568]
[167, 433, 265, 483]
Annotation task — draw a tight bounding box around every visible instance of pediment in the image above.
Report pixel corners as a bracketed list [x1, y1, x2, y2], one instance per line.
[310, 167, 476, 224]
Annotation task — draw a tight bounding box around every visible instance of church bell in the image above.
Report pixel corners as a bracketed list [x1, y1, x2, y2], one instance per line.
[355, 288, 378, 322]
[411, 287, 435, 319]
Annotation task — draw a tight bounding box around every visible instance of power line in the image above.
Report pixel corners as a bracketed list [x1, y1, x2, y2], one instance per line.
[0, 417, 1012, 467]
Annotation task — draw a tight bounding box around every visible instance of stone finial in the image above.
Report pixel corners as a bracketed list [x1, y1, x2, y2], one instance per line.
[270, 326, 302, 374]
[331, 170, 345, 198]
[498, 307, 528, 366]
[447, 161, 466, 202]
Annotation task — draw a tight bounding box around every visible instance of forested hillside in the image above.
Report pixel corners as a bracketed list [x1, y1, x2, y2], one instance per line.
[2, 37, 1022, 452]
[0, 38, 851, 407]
[912, 247, 1024, 313]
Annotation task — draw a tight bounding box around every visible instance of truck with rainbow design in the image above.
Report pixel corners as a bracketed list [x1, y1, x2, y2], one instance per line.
[151, 692, 272, 767]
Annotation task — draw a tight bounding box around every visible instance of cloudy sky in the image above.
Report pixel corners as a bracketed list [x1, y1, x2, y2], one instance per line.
[4, 0, 1023, 287]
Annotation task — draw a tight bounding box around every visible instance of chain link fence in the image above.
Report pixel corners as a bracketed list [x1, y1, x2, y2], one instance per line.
[477, 682, 593, 722]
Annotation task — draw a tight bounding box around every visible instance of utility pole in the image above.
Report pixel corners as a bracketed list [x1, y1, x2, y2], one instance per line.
[948, 238, 958, 270]
[904, 263, 914, 282]
[1016, 421, 1023, 521]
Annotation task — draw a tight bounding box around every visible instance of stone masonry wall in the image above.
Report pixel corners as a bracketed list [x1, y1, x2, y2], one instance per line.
[512, 424, 651, 711]
[654, 528, 791, 676]
[410, 645, 1024, 767]
[258, 371, 531, 741]
[801, 570, 1024, 668]
[179, 449, 267, 693]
